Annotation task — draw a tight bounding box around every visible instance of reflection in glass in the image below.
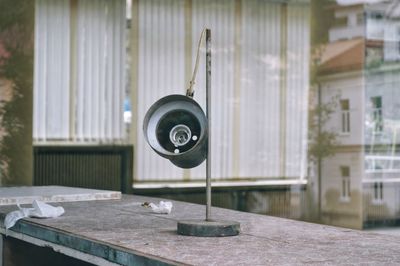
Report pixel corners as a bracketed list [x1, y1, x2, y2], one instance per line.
[5, 0, 400, 231]
[316, 0, 400, 229]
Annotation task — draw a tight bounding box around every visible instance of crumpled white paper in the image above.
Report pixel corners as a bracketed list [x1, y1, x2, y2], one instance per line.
[4, 200, 65, 230]
[142, 201, 173, 214]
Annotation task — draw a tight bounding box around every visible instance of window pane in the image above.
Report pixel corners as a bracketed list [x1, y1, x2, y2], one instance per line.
[33, 0, 127, 143]
[341, 166, 350, 177]
[5, 0, 400, 237]
[340, 99, 350, 111]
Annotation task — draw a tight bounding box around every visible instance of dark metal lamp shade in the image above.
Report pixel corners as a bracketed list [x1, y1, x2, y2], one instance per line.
[143, 94, 208, 169]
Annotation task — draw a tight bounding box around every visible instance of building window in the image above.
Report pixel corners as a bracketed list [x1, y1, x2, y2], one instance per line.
[397, 27, 400, 55]
[373, 182, 383, 204]
[371, 96, 383, 133]
[340, 99, 350, 134]
[340, 166, 351, 201]
[356, 13, 364, 26]
[333, 16, 348, 28]
[34, 0, 127, 143]
[369, 11, 383, 20]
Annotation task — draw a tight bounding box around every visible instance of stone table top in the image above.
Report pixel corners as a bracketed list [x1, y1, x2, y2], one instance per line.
[0, 186, 121, 206]
[1, 194, 400, 265]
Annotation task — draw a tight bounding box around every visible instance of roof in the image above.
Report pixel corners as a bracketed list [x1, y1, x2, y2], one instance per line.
[318, 37, 365, 74]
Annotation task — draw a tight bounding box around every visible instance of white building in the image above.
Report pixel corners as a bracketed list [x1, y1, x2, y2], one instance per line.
[319, 1, 400, 229]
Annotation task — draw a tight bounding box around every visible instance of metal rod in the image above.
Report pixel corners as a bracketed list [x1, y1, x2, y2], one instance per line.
[205, 28, 211, 221]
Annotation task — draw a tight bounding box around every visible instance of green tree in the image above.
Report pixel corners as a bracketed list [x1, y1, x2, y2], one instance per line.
[306, 0, 338, 221]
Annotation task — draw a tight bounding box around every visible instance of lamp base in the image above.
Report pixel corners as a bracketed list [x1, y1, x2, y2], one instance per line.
[177, 219, 240, 237]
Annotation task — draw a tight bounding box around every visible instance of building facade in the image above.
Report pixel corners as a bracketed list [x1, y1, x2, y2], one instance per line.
[319, 1, 400, 229]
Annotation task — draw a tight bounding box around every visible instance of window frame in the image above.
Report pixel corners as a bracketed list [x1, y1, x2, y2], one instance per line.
[371, 96, 383, 134]
[372, 181, 384, 205]
[340, 166, 351, 202]
[340, 99, 351, 135]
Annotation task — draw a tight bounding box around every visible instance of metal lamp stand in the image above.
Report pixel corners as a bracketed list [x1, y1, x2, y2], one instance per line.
[177, 29, 240, 237]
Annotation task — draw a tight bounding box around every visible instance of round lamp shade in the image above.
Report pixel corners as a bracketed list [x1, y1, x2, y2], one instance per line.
[143, 94, 208, 169]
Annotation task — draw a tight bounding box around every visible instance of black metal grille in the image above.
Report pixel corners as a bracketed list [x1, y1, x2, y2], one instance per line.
[33, 145, 133, 193]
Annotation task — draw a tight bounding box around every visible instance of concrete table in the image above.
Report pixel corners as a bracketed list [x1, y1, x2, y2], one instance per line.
[0, 186, 121, 206]
[1, 194, 400, 265]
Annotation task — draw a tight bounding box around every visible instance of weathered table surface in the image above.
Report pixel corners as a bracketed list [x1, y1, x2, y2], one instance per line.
[0, 186, 121, 206]
[1, 194, 400, 265]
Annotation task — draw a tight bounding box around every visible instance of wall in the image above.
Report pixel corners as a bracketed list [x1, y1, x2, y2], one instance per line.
[320, 72, 364, 147]
[363, 182, 400, 226]
[321, 150, 364, 229]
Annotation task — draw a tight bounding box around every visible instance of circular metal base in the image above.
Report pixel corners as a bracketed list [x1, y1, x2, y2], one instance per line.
[177, 219, 240, 237]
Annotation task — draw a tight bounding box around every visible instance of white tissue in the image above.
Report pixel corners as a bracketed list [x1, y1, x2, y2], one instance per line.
[147, 201, 173, 214]
[4, 200, 65, 230]
[4, 210, 26, 230]
[29, 200, 65, 218]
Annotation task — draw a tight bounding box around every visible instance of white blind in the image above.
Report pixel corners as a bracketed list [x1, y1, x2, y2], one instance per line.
[136, 0, 186, 181]
[135, 0, 310, 182]
[189, 0, 236, 180]
[34, 0, 70, 140]
[239, 1, 282, 178]
[34, 0, 126, 143]
[286, 4, 310, 179]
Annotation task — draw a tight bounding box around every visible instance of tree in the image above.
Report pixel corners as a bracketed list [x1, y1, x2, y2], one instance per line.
[306, 0, 338, 220]
[0, 0, 34, 185]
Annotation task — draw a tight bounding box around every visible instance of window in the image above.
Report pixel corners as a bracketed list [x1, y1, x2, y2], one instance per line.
[134, 0, 311, 182]
[340, 99, 350, 134]
[371, 96, 383, 133]
[398, 27, 400, 55]
[369, 11, 383, 20]
[356, 13, 364, 25]
[34, 0, 127, 143]
[3, 0, 400, 234]
[333, 16, 348, 28]
[340, 166, 351, 201]
[373, 182, 383, 204]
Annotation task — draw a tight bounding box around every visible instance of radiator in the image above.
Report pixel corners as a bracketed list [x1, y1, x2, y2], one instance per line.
[33, 145, 133, 193]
